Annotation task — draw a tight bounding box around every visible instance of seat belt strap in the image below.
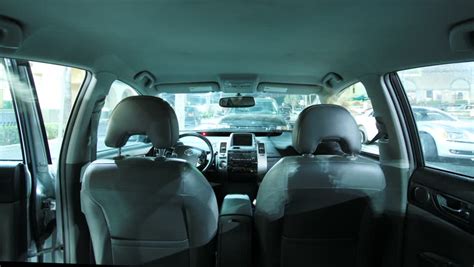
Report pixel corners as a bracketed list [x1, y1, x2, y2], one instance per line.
[89, 99, 105, 162]
[81, 98, 105, 185]
[367, 116, 388, 144]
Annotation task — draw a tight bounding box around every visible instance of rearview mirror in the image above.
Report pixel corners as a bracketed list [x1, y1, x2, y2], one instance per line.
[219, 96, 255, 108]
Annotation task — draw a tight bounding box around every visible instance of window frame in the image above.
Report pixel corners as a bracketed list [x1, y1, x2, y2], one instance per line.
[23, 61, 53, 164]
[386, 72, 422, 168]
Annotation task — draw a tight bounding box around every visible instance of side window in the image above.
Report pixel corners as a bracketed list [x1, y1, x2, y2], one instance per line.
[30, 62, 86, 165]
[97, 80, 141, 153]
[0, 63, 22, 160]
[398, 62, 474, 177]
[328, 82, 379, 155]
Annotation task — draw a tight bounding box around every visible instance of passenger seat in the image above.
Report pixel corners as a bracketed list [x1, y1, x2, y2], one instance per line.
[254, 104, 386, 267]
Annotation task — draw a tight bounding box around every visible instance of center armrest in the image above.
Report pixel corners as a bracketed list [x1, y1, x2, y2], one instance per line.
[220, 194, 253, 217]
[217, 194, 253, 267]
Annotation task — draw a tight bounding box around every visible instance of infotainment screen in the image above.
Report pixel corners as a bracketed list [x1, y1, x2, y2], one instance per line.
[232, 134, 253, 146]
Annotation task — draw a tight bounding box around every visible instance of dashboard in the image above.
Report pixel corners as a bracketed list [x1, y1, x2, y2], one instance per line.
[179, 131, 298, 178]
[158, 131, 375, 204]
[183, 131, 297, 202]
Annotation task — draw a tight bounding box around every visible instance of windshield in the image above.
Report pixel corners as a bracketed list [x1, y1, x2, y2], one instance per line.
[157, 92, 320, 132]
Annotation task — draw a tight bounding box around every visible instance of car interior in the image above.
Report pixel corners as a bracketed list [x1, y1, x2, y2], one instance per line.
[0, 0, 474, 267]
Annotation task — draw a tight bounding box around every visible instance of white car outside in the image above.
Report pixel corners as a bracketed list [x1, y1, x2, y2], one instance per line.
[356, 106, 474, 160]
[354, 109, 378, 143]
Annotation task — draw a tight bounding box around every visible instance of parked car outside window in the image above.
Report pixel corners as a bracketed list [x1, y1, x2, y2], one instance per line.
[398, 62, 474, 177]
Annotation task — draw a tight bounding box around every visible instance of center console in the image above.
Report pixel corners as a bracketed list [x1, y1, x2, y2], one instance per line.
[216, 133, 267, 180]
[217, 194, 253, 267]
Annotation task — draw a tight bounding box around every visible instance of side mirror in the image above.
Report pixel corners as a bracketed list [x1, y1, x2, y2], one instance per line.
[219, 96, 255, 108]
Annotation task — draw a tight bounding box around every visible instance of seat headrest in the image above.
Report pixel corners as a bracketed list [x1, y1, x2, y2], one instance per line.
[292, 104, 361, 155]
[104, 96, 179, 149]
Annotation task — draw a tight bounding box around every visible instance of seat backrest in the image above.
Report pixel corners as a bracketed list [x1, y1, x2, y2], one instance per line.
[255, 104, 386, 267]
[80, 96, 218, 266]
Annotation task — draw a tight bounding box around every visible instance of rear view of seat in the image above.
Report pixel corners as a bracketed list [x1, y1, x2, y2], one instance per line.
[255, 104, 386, 267]
[81, 96, 218, 266]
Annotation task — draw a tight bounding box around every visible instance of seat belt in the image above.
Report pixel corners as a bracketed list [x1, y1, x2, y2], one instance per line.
[83, 99, 104, 265]
[80, 98, 105, 184]
[367, 116, 388, 145]
[89, 98, 105, 162]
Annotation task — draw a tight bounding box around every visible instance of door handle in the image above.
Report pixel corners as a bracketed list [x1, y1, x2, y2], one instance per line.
[438, 196, 462, 213]
[436, 194, 470, 220]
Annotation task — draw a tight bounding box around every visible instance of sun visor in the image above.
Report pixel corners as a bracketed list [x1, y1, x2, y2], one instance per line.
[155, 82, 219, 93]
[257, 82, 322, 94]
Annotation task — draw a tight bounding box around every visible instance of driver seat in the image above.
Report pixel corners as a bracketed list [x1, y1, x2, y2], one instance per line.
[80, 96, 218, 266]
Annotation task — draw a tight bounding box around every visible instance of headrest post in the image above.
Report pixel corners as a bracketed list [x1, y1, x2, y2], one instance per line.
[156, 148, 166, 157]
[118, 147, 122, 157]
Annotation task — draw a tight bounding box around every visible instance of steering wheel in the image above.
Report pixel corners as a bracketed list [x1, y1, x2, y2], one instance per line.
[173, 133, 215, 172]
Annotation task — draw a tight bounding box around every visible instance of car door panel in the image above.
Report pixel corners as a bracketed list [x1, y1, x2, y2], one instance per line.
[0, 58, 58, 262]
[404, 203, 474, 267]
[0, 162, 30, 261]
[408, 169, 474, 235]
[390, 70, 474, 267]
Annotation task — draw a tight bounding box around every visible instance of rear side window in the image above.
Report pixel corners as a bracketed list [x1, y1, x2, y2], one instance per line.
[398, 62, 474, 177]
[97, 80, 145, 154]
[0, 63, 22, 160]
[329, 82, 379, 155]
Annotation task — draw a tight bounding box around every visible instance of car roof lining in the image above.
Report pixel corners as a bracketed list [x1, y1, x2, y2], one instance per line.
[0, 0, 474, 94]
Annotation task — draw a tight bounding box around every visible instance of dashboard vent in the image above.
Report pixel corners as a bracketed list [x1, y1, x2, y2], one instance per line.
[220, 142, 227, 154]
[258, 143, 265, 154]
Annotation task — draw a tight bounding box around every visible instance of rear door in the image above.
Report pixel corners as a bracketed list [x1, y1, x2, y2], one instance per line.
[0, 59, 30, 262]
[2, 58, 59, 263]
[0, 58, 84, 263]
[391, 62, 474, 267]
